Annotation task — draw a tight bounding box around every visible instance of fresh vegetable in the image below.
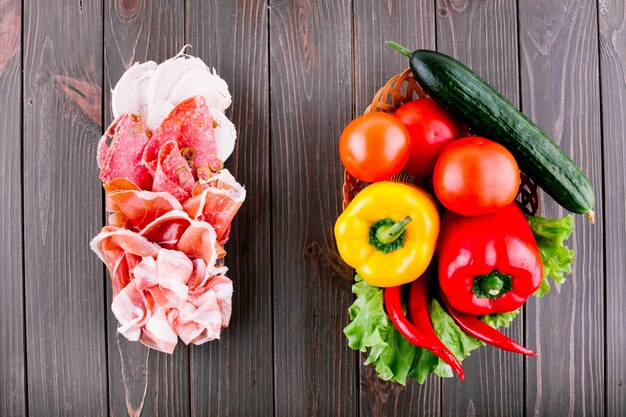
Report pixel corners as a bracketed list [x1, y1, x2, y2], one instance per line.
[433, 137, 520, 216]
[339, 112, 411, 182]
[387, 42, 596, 222]
[344, 276, 518, 385]
[385, 283, 464, 378]
[439, 290, 535, 356]
[334, 181, 439, 287]
[528, 214, 575, 297]
[438, 203, 543, 315]
[407, 272, 464, 377]
[394, 98, 460, 177]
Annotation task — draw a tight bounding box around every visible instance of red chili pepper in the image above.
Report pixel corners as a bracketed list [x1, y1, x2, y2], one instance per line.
[438, 203, 543, 315]
[384, 284, 464, 380]
[407, 274, 464, 379]
[439, 290, 536, 356]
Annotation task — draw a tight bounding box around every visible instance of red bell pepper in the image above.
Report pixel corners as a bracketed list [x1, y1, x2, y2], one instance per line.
[438, 203, 543, 315]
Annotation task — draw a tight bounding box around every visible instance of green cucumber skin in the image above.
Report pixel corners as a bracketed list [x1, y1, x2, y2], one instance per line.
[409, 50, 595, 214]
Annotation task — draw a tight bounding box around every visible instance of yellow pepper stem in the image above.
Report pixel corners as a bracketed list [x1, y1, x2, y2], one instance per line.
[376, 216, 413, 244]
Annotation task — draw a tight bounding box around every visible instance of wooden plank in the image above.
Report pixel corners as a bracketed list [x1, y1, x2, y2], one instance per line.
[598, 0, 626, 414]
[0, 0, 25, 415]
[103, 1, 189, 416]
[23, 0, 107, 415]
[269, 0, 357, 415]
[352, 1, 440, 415]
[185, 1, 273, 416]
[518, 1, 604, 415]
[435, 1, 525, 416]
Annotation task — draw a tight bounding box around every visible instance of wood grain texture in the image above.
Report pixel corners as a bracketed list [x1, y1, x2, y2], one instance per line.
[103, 1, 189, 416]
[0, 0, 25, 415]
[352, 1, 440, 415]
[23, 0, 107, 415]
[598, 0, 626, 415]
[519, 1, 605, 416]
[186, 1, 273, 415]
[269, 0, 357, 415]
[435, 1, 525, 415]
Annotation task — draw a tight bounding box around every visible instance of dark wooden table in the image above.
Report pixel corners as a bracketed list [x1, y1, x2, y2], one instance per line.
[1, 0, 624, 416]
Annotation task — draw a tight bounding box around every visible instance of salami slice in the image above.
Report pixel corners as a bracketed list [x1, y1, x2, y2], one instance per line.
[99, 113, 152, 189]
[142, 96, 221, 181]
[151, 140, 195, 202]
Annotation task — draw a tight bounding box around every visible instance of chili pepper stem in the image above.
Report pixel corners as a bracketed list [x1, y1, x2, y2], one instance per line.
[376, 216, 412, 244]
[386, 41, 413, 58]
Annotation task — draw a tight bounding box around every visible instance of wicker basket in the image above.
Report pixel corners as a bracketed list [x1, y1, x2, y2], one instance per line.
[342, 69, 539, 216]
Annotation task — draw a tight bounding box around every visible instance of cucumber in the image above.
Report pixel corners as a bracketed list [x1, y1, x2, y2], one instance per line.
[388, 42, 596, 222]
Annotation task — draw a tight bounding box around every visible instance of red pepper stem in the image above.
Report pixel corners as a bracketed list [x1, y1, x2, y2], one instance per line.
[440, 291, 536, 356]
[384, 285, 464, 380]
[376, 216, 412, 244]
[473, 271, 512, 299]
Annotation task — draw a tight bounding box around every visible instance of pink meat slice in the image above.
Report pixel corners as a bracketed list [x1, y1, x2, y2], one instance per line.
[142, 96, 220, 181]
[111, 279, 153, 342]
[99, 113, 152, 190]
[183, 169, 245, 244]
[151, 140, 195, 202]
[90, 226, 160, 295]
[108, 189, 183, 231]
[140, 307, 179, 354]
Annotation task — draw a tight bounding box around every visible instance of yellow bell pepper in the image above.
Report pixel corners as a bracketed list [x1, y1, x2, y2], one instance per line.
[334, 181, 439, 287]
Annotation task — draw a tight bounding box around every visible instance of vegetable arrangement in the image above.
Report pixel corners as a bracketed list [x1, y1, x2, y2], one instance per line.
[336, 44, 587, 384]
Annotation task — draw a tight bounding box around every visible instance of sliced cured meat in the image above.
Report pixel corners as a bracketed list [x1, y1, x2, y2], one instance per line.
[155, 249, 192, 307]
[140, 307, 179, 354]
[107, 190, 183, 231]
[90, 226, 160, 295]
[142, 96, 221, 181]
[176, 220, 219, 268]
[151, 140, 195, 202]
[140, 210, 195, 249]
[98, 113, 152, 190]
[111, 279, 153, 342]
[168, 292, 223, 345]
[183, 169, 245, 243]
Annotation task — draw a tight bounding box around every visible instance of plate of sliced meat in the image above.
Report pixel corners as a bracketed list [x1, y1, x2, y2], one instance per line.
[90, 46, 245, 354]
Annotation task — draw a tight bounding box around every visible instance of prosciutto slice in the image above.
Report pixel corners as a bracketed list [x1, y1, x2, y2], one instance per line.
[98, 113, 152, 190]
[183, 169, 246, 243]
[143, 96, 221, 181]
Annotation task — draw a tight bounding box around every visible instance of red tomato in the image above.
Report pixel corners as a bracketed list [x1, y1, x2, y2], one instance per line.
[339, 112, 411, 182]
[433, 136, 520, 216]
[394, 98, 460, 177]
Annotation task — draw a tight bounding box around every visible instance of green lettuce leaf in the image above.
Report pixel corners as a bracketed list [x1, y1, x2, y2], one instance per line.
[344, 276, 517, 385]
[527, 214, 574, 297]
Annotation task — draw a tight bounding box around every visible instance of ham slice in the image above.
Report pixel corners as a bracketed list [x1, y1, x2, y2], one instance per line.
[183, 169, 245, 243]
[90, 226, 160, 295]
[98, 113, 152, 190]
[107, 189, 183, 231]
[143, 96, 221, 181]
